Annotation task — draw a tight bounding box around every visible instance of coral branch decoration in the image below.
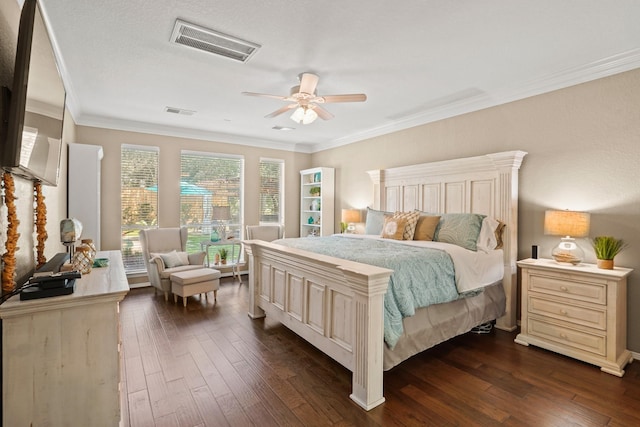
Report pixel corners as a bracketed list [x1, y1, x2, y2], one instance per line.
[2, 172, 20, 293]
[34, 181, 48, 268]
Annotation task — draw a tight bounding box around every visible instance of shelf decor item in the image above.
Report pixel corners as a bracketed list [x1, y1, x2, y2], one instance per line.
[218, 248, 228, 265]
[71, 246, 93, 274]
[309, 186, 321, 196]
[544, 209, 591, 265]
[591, 236, 627, 269]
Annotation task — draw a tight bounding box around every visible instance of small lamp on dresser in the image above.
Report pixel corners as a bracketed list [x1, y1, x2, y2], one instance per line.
[544, 209, 591, 265]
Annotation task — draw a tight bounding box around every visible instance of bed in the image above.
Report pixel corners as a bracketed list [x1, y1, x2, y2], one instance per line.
[243, 150, 527, 410]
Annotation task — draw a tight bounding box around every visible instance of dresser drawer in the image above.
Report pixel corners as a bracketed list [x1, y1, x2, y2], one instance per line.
[528, 315, 606, 357]
[529, 273, 606, 305]
[528, 295, 606, 330]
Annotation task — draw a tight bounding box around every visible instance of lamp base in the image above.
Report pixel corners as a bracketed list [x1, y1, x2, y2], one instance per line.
[551, 237, 584, 265]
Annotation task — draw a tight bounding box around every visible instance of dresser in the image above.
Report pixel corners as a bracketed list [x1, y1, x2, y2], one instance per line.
[515, 258, 633, 376]
[0, 250, 129, 426]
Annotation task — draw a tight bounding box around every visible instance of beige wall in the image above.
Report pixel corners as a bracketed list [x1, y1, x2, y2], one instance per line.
[74, 126, 310, 251]
[312, 68, 640, 352]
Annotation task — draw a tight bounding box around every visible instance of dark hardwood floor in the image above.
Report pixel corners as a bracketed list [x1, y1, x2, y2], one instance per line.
[120, 277, 640, 426]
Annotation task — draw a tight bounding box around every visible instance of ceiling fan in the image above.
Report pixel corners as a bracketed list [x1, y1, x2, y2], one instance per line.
[242, 72, 367, 124]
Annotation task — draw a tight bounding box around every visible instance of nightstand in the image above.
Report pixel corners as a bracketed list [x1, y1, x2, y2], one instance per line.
[515, 258, 633, 376]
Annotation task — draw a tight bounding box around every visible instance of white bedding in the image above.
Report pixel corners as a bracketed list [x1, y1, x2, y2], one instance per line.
[336, 234, 504, 293]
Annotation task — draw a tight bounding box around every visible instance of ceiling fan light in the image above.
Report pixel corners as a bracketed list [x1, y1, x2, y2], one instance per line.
[290, 106, 318, 124]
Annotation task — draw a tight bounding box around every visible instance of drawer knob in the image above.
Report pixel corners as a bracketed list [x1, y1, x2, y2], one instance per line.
[560, 309, 568, 315]
[560, 333, 568, 339]
[560, 286, 568, 292]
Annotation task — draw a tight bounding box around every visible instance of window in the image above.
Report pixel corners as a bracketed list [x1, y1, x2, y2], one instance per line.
[121, 145, 159, 273]
[180, 151, 243, 253]
[259, 158, 284, 224]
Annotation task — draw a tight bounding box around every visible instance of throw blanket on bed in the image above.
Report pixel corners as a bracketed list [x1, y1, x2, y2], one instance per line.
[273, 236, 459, 348]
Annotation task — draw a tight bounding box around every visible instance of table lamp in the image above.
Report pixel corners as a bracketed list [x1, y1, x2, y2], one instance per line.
[341, 209, 362, 234]
[544, 210, 590, 265]
[211, 205, 231, 241]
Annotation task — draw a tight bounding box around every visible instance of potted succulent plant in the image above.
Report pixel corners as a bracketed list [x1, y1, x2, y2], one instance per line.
[218, 248, 228, 265]
[309, 186, 321, 197]
[591, 236, 627, 269]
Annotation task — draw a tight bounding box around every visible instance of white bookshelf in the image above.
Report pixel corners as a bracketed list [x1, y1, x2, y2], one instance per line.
[300, 167, 334, 237]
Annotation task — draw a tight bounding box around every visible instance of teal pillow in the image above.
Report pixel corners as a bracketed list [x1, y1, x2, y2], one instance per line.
[364, 207, 392, 235]
[434, 213, 486, 251]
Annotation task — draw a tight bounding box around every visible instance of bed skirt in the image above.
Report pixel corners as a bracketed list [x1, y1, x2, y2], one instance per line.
[384, 281, 506, 370]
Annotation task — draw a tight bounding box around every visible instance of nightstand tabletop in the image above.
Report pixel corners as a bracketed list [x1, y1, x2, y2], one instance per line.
[517, 258, 633, 279]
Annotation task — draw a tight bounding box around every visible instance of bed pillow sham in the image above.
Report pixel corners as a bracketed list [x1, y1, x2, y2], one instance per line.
[477, 217, 507, 252]
[381, 216, 407, 240]
[392, 210, 421, 240]
[364, 207, 392, 235]
[433, 213, 486, 251]
[413, 215, 441, 241]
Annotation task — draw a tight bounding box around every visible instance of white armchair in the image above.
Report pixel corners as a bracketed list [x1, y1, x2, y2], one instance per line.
[245, 225, 284, 242]
[139, 227, 206, 301]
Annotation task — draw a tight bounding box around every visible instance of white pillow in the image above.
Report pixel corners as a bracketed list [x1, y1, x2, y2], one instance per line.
[477, 217, 500, 253]
[158, 250, 189, 268]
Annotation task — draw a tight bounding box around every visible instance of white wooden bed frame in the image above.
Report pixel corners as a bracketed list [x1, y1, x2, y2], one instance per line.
[244, 150, 527, 410]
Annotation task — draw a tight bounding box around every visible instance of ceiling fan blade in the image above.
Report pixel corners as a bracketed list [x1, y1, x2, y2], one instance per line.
[312, 105, 334, 121]
[242, 91, 288, 101]
[264, 103, 297, 118]
[299, 73, 319, 95]
[319, 94, 367, 103]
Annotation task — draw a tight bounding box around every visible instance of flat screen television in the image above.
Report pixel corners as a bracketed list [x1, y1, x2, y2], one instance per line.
[1, 0, 65, 186]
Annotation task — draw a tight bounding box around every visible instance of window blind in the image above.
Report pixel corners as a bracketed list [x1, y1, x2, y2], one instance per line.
[259, 158, 284, 224]
[180, 151, 244, 252]
[121, 145, 159, 273]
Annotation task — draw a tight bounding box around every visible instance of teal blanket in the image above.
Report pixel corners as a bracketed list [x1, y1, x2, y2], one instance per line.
[274, 236, 458, 348]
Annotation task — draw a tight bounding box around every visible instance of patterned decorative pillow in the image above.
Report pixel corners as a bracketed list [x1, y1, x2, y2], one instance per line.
[434, 213, 486, 251]
[364, 207, 392, 235]
[381, 216, 407, 240]
[413, 215, 441, 241]
[392, 210, 421, 240]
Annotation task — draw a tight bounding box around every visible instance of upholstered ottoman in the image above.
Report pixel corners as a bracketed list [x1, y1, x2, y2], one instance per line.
[170, 268, 221, 307]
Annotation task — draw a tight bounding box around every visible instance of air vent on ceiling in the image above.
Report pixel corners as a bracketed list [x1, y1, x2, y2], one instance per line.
[165, 106, 195, 116]
[170, 19, 260, 63]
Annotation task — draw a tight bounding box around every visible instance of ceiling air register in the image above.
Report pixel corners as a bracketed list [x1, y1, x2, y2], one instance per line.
[170, 19, 260, 63]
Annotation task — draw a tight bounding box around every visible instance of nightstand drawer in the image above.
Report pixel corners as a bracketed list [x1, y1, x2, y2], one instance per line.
[528, 315, 606, 357]
[529, 273, 606, 305]
[528, 295, 606, 330]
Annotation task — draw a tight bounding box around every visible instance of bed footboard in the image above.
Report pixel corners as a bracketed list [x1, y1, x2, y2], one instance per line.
[244, 240, 393, 410]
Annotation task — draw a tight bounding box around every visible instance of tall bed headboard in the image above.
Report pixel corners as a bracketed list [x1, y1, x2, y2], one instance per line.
[367, 150, 527, 331]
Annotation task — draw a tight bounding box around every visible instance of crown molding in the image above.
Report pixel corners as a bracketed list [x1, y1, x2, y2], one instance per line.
[64, 49, 640, 154]
[71, 114, 315, 153]
[313, 48, 640, 153]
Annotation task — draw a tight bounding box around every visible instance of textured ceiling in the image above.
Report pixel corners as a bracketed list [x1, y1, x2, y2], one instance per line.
[36, 0, 640, 153]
